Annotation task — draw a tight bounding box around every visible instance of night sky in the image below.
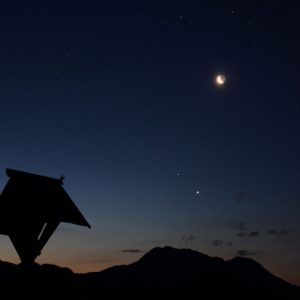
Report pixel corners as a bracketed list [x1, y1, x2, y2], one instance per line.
[0, 0, 299, 285]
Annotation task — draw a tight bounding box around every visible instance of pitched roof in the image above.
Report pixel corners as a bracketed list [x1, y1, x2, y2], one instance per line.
[0, 168, 91, 234]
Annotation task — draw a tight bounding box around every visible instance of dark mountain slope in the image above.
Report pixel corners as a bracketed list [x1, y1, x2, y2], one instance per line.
[81, 246, 299, 299]
[0, 246, 299, 299]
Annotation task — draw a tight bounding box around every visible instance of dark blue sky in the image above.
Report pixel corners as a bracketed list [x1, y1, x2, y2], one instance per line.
[0, 0, 299, 285]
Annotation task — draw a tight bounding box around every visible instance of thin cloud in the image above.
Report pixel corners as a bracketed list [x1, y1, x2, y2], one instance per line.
[267, 229, 292, 236]
[121, 249, 142, 253]
[228, 220, 247, 231]
[211, 240, 223, 247]
[211, 240, 233, 247]
[268, 229, 277, 235]
[181, 235, 196, 245]
[237, 231, 260, 238]
[248, 231, 260, 238]
[237, 250, 257, 257]
[237, 232, 246, 237]
[278, 229, 291, 235]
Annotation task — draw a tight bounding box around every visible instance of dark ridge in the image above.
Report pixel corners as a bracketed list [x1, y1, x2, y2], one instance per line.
[0, 247, 299, 299]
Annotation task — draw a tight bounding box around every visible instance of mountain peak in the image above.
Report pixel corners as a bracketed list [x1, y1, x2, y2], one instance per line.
[0, 247, 299, 299]
[140, 245, 208, 259]
[136, 246, 223, 269]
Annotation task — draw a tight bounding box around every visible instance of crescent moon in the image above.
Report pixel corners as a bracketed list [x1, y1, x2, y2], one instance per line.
[215, 74, 226, 85]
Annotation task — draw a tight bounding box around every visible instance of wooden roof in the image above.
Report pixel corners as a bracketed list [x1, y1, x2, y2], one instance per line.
[0, 168, 91, 235]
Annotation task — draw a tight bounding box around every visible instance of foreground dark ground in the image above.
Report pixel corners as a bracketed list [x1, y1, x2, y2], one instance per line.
[0, 247, 299, 299]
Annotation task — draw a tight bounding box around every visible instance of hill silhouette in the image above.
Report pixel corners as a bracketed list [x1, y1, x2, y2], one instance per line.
[0, 246, 299, 299]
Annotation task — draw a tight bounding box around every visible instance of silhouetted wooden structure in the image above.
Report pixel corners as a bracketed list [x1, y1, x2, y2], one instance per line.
[0, 168, 91, 263]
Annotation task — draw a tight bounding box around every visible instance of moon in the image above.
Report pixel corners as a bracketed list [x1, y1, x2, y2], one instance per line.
[215, 74, 226, 86]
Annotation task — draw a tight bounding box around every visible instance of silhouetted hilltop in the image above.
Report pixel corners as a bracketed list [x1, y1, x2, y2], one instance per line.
[0, 247, 299, 299]
[88, 246, 225, 283]
[82, 246, 299, 298]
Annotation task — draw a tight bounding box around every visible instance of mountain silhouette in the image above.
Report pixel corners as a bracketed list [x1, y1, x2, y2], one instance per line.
[0, 246, 299, 299]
